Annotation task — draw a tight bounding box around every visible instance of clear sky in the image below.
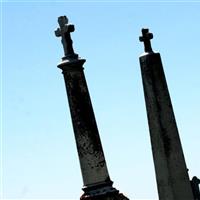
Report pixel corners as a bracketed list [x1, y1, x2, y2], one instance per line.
[1, 1, 200, 199]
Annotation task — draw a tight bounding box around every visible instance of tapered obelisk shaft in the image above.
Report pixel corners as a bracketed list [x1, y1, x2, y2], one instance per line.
[59, 59, 111, 186]
[55, 16, 129, 200]
[139, 28, 194, 200]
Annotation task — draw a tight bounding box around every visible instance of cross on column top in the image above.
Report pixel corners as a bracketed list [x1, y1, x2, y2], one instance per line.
[55, 16, 78, 59]
[139, 28, 153, 53]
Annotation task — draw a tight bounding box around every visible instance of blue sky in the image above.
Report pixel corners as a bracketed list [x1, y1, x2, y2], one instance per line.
[1, 1, 200, 199]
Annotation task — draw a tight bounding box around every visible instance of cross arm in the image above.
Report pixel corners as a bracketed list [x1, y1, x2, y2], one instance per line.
[55, 28, 61, 37]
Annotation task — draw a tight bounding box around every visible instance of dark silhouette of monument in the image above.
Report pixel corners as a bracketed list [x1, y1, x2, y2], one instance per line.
[55, 16, 129, 200]
[139, 28, 194, 200]
[191, 176, 200, 200]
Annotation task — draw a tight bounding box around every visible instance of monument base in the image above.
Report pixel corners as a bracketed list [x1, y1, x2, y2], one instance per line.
[80, 182, 129, 200]
[81, 192, 129, 200]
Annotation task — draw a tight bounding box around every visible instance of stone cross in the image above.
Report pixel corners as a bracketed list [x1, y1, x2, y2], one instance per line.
[139, 28, 153, 52]
[55, 16, 78, 59]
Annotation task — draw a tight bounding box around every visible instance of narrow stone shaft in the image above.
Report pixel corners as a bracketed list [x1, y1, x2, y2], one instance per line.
[139, 48, 194, 199]
[58, 59, 111, 187]
[58, 58, 129, 200]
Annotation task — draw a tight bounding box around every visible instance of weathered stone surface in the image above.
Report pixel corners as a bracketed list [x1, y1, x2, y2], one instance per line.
[58, 59, 111, 186]
[139, 29, 194, 200]
[55, 16, 129, 200]
[57, 57, 129, 200]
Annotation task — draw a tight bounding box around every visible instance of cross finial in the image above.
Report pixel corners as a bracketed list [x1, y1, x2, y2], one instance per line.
[55, 16, 78, 59]
[139, 28, 153, 53]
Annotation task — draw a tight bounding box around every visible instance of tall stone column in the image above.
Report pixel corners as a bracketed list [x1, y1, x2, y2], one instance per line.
[55, 16, 129, 200]
[139, 28, 194, 200]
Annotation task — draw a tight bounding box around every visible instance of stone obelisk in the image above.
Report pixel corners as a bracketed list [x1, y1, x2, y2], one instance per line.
[139, 28, 194, 200]
[55, 16, 129, 200]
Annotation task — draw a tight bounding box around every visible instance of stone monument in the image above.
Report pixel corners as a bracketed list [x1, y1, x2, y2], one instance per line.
[139, 28, 194, 200]
[55, 16, 129, 200]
